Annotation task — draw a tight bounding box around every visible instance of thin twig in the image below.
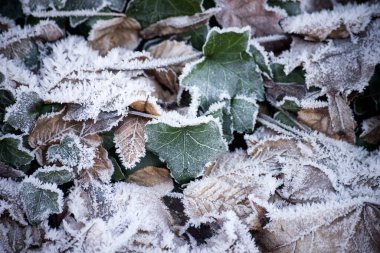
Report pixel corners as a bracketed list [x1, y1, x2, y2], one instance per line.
[31, 11, 126, 18]
[128, 110, 159, 119]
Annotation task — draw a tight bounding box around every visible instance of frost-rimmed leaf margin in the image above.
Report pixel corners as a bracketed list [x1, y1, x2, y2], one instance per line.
[0, 134, 34, 167]
[20, 176, 64, 225]
[32, 165, 74, 185]
[179, 26, 265, 111]
[144, 112, 228, 184]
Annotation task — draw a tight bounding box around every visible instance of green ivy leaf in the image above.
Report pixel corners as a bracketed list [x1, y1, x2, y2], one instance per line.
[0, 135, 33, 167]
[205, 101, 233, 143]
[0, 89, 15, 123]
[145, 118, 227, 183]
[46, 135, 81, 167]
[5, 91, 41, 133]
[20, 177, 63, 225]
[33, 166, 74, 185]
[126, 0, 202, 29]
[271, 63, 305, 84]
[181, 27, 264, 110]
[230, 96, 258, 133]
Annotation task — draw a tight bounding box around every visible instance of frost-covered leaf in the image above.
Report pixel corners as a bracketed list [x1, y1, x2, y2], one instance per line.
[20, 177, 63, 225]
[80, 146, 114, 183]
[181, 27, 264, 110]
[38, 36, 172, 119]
[4, 91, 41, 132]
[141, 8, 219, 39]
[256, 198, 380, 253]
[360, 115, 380, 145]
[281, 3, 380, 41]
[214, 0, 286, 37]
[32, 166, 74, 185]
[88, 17, 141, 55]
[0, 134, 33, 167]
[28, 109, 122, 149]
[0, 161, 25, 178]
[126, 0, 202, 29]
[230, 96, 258, 133]
[46, 134, 96, 169]
[114, 115, 148, 169]
[0, 178, 28, 225]
[183, 150, 278, 227]
[145, 115, 227, 183]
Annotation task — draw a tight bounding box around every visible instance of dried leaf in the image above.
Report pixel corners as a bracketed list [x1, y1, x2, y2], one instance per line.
[129, 100, 161, 116]
[28, 109, 122, 149]
[298, 106, 354, 143]
[360, 115, 380, 145]
[141, 8, 219, 39]
[214, 0, 286, 37]
[88, 17, 141, 56]
[127, 166, 172, 187]
[114, 115, 149, 169]
[80, 146, 114, 184]
[256, 199, 380, 253]
[281, 3, 380, 41]
[327, 93, 356, 143]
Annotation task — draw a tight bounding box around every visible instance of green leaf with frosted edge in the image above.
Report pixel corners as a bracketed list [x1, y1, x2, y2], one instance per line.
[0, 136, 33, 167]
[110, 156, 126, 181]
[0, 89, 15, 122]
[145, 119, 227, 183]
[20, 179, 62, 225]
[181, 28, 264, 110]
[33, 167, 74, 185]
[230, 97, 258, 133]
[250, 44, 271, 76]
[126, 0, 202, 29]
[47, 136, 80, 167]
[271, 63, 305, 84]
[205, 101, 233, 143]
[5, 91, 41, 133]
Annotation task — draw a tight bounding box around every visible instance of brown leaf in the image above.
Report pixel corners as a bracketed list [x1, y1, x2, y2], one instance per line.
[80, 145, 114, 184]
[127, 167, 172, 187]
[360, 116, 380, 145]
[141, 8, 219, 39]
[129, 100, 160, 115]
[256, 201, 380, 253]
[114, 115, 149, 169]
[214, 0, 285, 37]
[147, 40, 196, 94]
[264, 78, 307, 103]
[327, 93, 356, 143]
[297, 106, 354, 143]
[88, 17, 141, 56]
[281, 3, 379, 41]
[28, 109, 122, 149]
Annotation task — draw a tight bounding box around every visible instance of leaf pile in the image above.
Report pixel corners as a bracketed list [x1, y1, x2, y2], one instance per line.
[0, 0, 379, 252]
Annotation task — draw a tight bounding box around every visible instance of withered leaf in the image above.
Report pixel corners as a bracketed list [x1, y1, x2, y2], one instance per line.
[88, 17, 141, 56]
[281, 3, 380, 41]
[256, 200, 380, 253]
[127, 166, 172, 187]
[28, 109, 123, 149]
[80, 146, 114, 184]
[360, 116, 380, 145]
[141, 8, 219, 39]
[297, 106, 355, 143]
[114, 115, 149, 169]
[214, 0, 285, 37]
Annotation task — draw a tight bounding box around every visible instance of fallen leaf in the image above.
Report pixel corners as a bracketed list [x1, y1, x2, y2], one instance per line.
[141, 8, 219, 39]
[256, 199, 380, 253]
[129, 100, 161, 116]
[214, 0, 286, 37]
[28, 109, 122, 149]
[297, 106, 355, 143]
[281, 3, 380, 41]
[80, 146, 114, 184]
[360, 115, 380, 145]
[88, 17, 141, 56]
[127, 166, 172, 187]
[114, 115, 149, 169]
